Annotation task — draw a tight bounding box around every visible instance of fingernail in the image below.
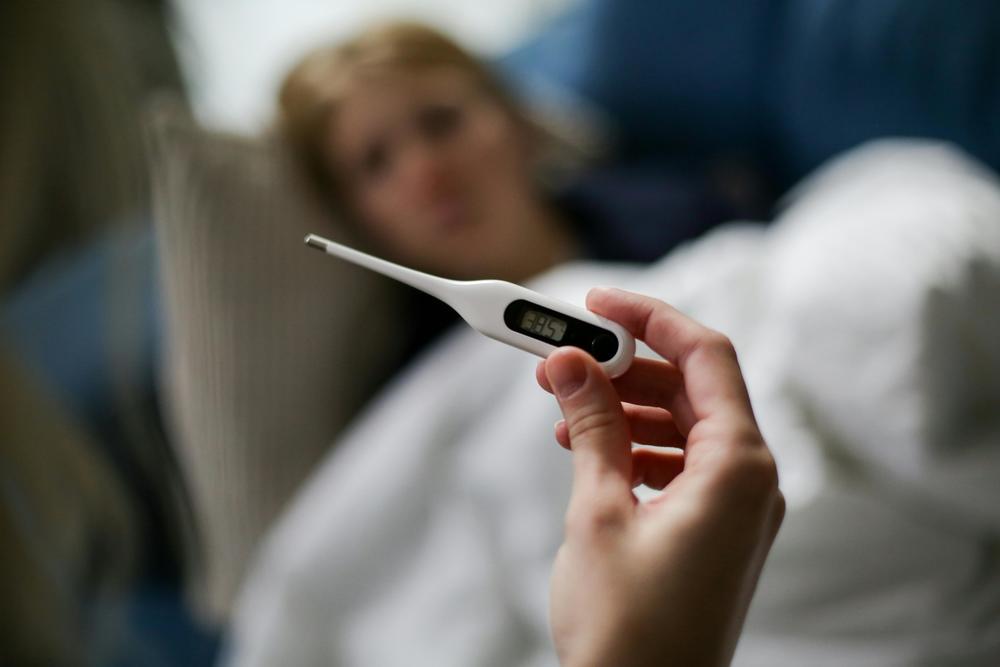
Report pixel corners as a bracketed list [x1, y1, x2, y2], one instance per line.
[548, 353, 588, 399]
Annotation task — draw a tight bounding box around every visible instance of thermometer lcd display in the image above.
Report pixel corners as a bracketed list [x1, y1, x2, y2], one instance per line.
[503, 299, 619, 362]
[519, 309, 567, 342]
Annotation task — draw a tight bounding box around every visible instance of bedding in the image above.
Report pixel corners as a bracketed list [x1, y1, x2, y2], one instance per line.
[227, 141, 1000, 666]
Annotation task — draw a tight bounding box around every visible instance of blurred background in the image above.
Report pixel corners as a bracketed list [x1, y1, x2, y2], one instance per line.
[2, 1, 998, 665]
[172, 0, 575, 133]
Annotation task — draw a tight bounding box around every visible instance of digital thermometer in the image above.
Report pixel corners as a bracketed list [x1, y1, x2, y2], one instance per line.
[304, 233, 635, 377]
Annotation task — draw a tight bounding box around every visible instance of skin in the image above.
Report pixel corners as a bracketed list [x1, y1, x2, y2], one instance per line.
[536, 288, 785, 667]
[327, 66, 577, 282]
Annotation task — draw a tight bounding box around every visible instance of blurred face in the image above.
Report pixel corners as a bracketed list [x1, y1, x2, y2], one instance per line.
[327, 67, 549, 279]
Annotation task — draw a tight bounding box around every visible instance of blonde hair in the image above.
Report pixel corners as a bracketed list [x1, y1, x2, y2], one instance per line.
[277, 22, 531, 203]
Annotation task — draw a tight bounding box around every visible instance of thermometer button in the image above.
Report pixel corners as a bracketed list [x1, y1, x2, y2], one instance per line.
[589, 332, 619, 362]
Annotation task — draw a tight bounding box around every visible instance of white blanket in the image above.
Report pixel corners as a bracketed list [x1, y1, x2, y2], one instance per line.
[228, 141, 1000, 666]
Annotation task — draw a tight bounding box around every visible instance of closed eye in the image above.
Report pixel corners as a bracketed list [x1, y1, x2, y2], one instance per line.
[359, 140, 390, 180]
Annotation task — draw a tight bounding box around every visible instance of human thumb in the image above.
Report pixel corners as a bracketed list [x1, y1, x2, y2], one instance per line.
[544, 347, 631, 491]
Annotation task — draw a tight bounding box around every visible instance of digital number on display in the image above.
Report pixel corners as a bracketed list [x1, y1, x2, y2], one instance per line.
[519, 309, 568, 342]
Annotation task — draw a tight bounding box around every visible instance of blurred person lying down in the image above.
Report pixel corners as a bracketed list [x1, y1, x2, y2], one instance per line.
[226, 22, 1000, 667]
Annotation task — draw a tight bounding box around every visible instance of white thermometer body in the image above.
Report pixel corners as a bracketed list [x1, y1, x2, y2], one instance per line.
[304, 234, 635, 377]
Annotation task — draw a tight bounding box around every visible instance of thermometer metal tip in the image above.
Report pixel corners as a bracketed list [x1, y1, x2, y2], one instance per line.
[302, 232, 635, 377]
[304, 234, 327, 251]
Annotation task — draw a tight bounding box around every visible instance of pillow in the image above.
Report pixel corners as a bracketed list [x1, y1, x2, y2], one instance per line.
[147, 101, 405, 621]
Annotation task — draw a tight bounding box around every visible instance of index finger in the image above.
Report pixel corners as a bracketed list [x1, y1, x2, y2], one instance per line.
[586, 288, 755, 425]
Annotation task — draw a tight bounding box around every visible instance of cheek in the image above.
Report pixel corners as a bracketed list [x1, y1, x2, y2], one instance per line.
[353, 185, 430, 260]
[356, 188, 407, 241]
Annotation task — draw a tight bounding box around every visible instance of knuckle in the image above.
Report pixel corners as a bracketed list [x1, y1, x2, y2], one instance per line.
[564, 497, 628, 541]
[730, 424, 766, 449]
[771, 489, 787, 528]
[745, 452, 780, 499]
[702, 331, 738, 360]
[567, 405, 622, 443]
[715, 446, 780, 505]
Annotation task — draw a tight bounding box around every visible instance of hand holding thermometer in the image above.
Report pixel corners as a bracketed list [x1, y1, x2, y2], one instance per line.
[304, 233, 635, 377]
